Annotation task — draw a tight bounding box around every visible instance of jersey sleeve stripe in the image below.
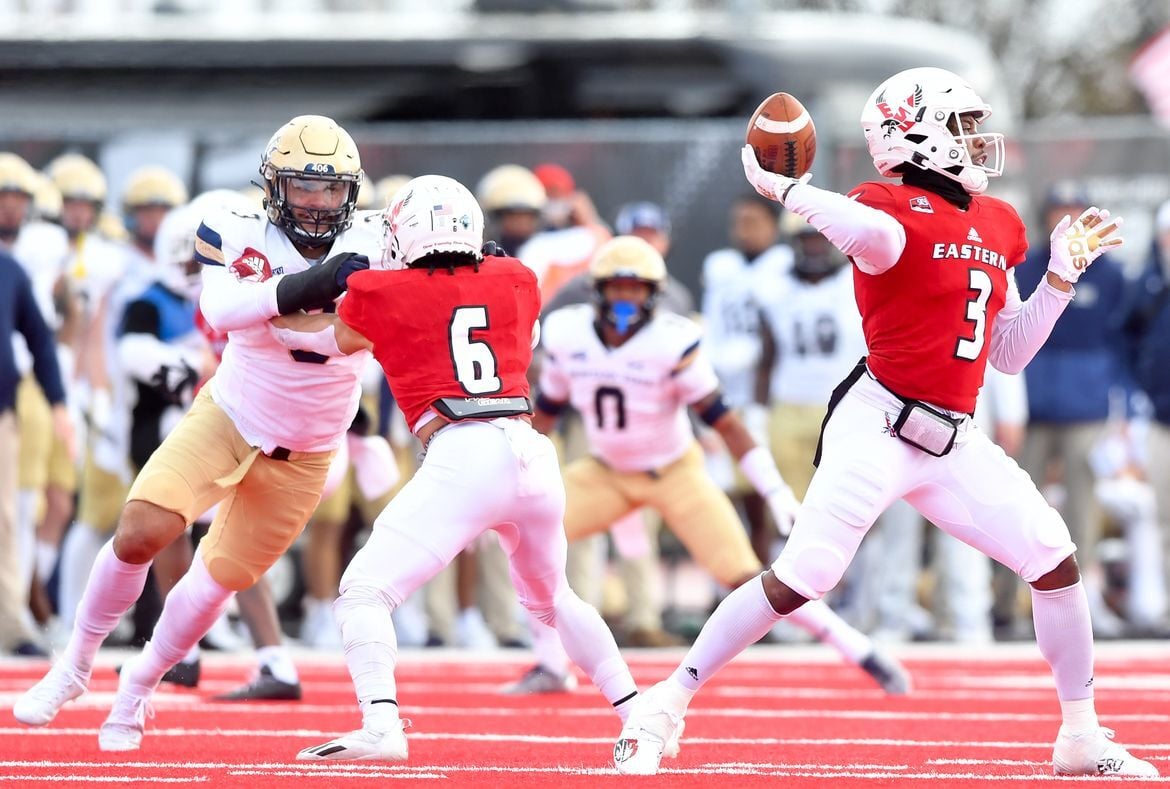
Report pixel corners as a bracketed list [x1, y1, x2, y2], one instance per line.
[670, 339, 702, 376]
[194, 237, 225, 267]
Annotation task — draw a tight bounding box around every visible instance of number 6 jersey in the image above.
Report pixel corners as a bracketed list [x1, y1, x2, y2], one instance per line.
[539, 304, 720, 472]
[338, 255, 541, 430]
[847, 181, 1028, 414]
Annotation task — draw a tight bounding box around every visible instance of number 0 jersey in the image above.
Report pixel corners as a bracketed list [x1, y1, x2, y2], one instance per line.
[848, 182, 1028, 414]
[338, 256, 540, 430]
[539, 305, 720, 472]
[196, 206, 382, 452]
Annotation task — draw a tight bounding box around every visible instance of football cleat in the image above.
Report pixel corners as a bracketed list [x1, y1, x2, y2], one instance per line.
[1053, 726, 1158, 777]
[859, 650, 912, 696]
[13, 661, 89, 726]
[98, 660, 154, 752]
[117, 659, 200, 689]
[297, 720, 410, 761]
[502, 664, 577, 695]
[213, 665, 302, 702]
[612, 681, 688, 776]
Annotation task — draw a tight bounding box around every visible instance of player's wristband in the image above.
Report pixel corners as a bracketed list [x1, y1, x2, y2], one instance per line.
[738, 446, 785, 497]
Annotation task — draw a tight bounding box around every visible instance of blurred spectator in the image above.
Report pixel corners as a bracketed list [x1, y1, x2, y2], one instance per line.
[999, 182, 1129, 639]
[1118, 198, 1170, 631]
[0, 248, 71, 656]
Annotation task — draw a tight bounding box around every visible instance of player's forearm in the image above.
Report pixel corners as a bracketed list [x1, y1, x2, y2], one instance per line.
[784, 183, 906, 274]
[269, 318, 346, 358]
[988, 278, 1074, 374]
[199, 266, 281, 333]
[118, 333, 200, 384]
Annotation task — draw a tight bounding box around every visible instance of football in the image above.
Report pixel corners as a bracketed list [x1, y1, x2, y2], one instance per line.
[746, 92, 817, 178]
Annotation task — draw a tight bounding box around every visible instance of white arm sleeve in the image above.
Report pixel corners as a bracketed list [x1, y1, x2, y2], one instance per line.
[268, 323, 345, 357]
[198, 265, 283, 333]
[783, 183, 907, 274]
[117, 334, 202, 383]
[987, 271, 1075, 374]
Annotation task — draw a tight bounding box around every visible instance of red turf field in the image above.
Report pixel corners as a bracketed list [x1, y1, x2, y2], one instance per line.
[1, 643, 1168, 787]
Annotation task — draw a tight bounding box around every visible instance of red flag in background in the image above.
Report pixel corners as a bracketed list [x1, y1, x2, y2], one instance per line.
[1130, 26, 1170, 127]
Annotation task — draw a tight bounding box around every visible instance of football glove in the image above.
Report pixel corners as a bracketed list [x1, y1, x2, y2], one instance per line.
[741, 144, 812, 205]
[1047, 207, 1123, 285]
[766, 485, 800, 538]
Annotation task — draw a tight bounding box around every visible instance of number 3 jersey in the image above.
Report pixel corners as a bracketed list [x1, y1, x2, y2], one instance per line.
[847, 182, 1028, 414]
[338, 256, 541, 430]
[539, 305, 721, 472]
[196, 206, 382, 453]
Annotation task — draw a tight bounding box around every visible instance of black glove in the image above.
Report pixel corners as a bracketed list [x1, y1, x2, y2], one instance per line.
[276, 253, 370, 315]
[481, 240, 506, 258]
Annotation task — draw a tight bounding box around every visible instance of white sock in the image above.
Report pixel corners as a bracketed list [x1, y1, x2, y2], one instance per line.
[128, 555, 232, 694]
[787, 598, 873, 664]
[58, 524, 106, 628]
[35, 540, 59, 584]
[672, 574, 781, 692]
[546, 591, 638, 720]
[62, 540, 151, 676]
[1031, 581, 1097, 731]
[528, 614, 571, 676]
[335, 585, 400, 728]
[255, 645, 299, 685]
[16, 490, 38, 590]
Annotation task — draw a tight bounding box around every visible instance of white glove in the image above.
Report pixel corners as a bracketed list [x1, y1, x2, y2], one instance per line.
[1047, 206, 1123, 284]
[741, 144, 811, 205]
[766, 484, 801, 537]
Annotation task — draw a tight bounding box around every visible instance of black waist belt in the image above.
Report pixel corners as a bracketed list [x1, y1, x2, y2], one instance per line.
[432, 395, 533, 421]
[812, 357, 868, 469]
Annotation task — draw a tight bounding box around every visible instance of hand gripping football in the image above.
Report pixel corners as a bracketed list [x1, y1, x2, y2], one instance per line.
[746, 92, 817, 179]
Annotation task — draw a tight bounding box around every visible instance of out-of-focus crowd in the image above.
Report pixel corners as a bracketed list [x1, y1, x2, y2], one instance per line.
[1, 150, 1168, 673]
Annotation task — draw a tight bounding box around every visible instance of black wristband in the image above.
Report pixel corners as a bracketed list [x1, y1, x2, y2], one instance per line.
[275, 256, 345, 315]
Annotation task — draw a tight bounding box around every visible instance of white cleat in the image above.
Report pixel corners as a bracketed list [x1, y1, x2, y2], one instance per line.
[98, 661, 154, 752]
[297, 720, 410, 761]
[613, 682, 688, 776]
[1053, 726, 1158, 777]
[13, 662, 88, 726]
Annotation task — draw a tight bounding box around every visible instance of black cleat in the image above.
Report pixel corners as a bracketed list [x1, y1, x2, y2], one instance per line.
[116, 659, 200, 689]
[213, 665, 302, 702]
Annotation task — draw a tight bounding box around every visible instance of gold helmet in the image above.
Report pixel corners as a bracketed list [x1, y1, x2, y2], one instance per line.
[0, 153, 36, 197]
[47, 153, 107, 203]
[123, 165, 188, 212]
[259, 114, 363, 246]
[374, 174, 412, 211]
[589, 235, 667, 333]
[31, 172, 63, 222]
[475, 164, 546, 214]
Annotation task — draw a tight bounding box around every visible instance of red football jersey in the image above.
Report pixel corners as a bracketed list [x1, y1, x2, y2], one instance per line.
[849, 181, 1029, 414]
[339, 256, 541, 428]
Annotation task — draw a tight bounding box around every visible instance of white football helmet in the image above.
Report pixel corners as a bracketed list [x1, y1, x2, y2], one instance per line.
[380, 175, 484, 270]
[153, 189, 255, 299]
[860, 67, 1004, 194]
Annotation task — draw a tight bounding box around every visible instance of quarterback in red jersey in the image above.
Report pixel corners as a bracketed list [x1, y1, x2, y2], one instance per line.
[614, 67, 1156, 779]
[268, 175, 637, 762]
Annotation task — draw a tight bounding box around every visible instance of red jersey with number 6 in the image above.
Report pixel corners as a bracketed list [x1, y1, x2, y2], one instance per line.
[847, 181, 1028, 414]
[339, 256, 541, 428]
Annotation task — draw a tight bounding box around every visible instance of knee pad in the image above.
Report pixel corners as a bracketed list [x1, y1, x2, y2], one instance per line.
[772, 540, 851, 601]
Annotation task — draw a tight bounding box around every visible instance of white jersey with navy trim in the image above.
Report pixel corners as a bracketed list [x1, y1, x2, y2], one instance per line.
[761, 266, 867, 406]
[195, 207, 381, 453]
[699, 244, 793, 407]
[539, 304, 719, 472]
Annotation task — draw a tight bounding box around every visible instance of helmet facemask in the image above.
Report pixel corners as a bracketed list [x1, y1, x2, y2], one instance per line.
[265, 171, 361, 247]
[593, 277, 661, 336]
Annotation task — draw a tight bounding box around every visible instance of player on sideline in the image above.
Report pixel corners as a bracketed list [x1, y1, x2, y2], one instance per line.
[269, 175, 638, 762]
[512, 234, 909, 699]
[14, 115, 381, 751]
[612, 67, 1157, 778]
